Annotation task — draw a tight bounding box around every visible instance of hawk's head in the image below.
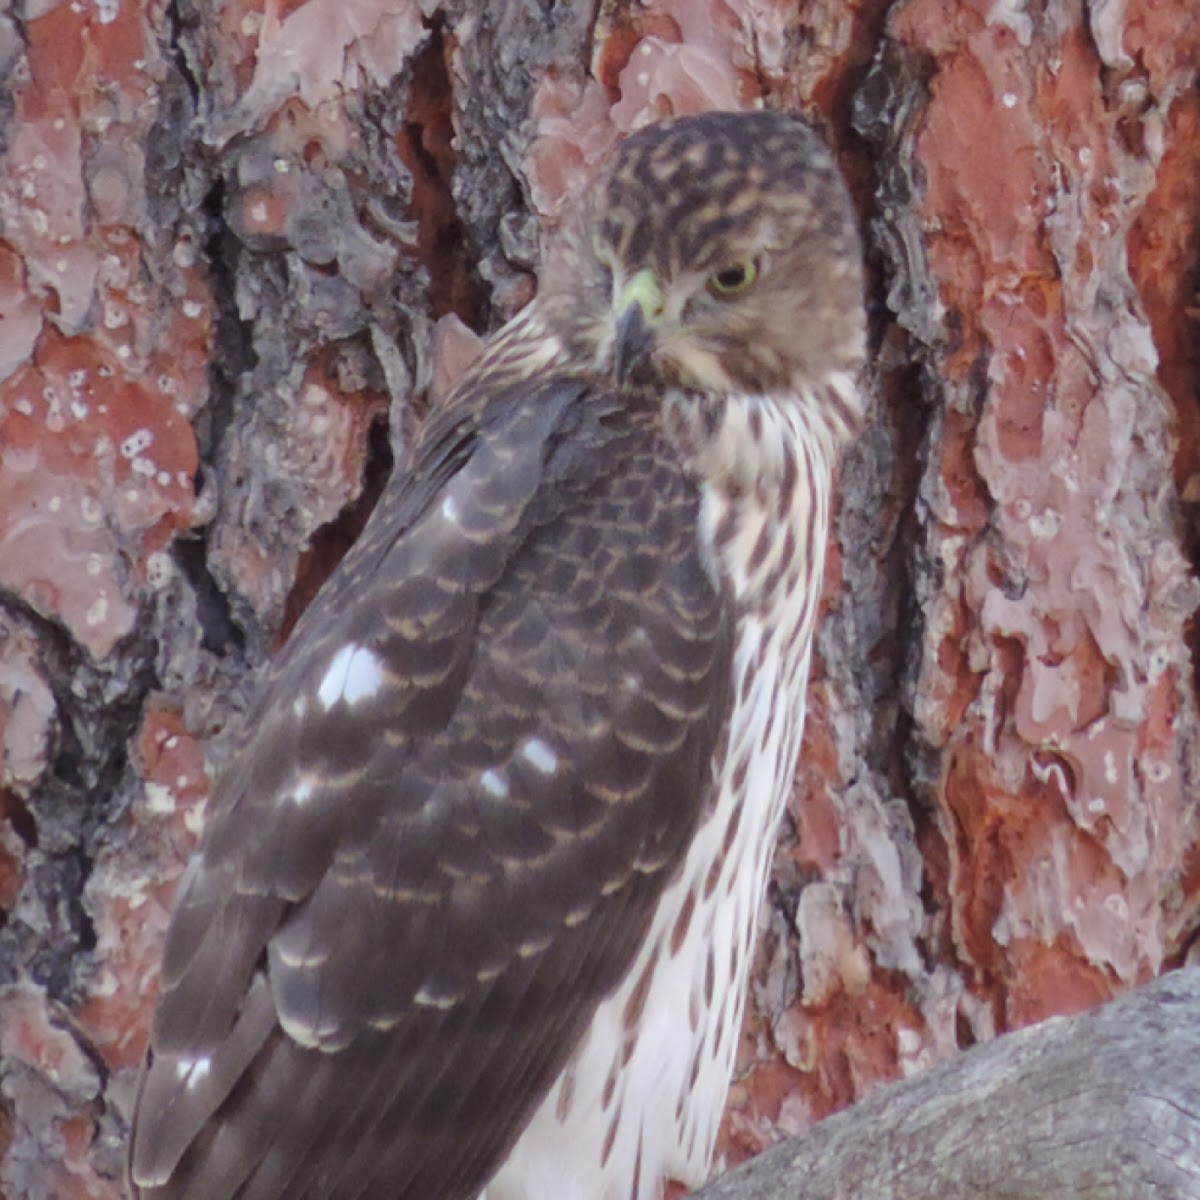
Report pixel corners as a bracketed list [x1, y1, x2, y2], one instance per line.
[538, 110, 866, 402]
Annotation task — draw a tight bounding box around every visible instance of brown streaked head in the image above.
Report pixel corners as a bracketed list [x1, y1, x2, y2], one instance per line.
[538, 109, 866, 402]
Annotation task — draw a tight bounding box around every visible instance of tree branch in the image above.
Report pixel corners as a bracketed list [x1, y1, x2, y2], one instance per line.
[699, 968, 1200, 1199]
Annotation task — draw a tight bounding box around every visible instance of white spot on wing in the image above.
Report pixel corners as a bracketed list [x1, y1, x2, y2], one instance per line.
[440, 494, 461, 523]
[174, 1056, 212, 1088]
[520, 737, 558, 775]
[279, 1010, 347, 1050]
[273, 940, 330, 968]
[318, 644, 384, 710]
[480, 768, 509, 799]
[287, 777, 316, 806]
[414, 983, 463, 1010]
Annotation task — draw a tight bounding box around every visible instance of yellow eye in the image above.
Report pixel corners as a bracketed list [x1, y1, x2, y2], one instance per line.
[707, 259, 759, 298]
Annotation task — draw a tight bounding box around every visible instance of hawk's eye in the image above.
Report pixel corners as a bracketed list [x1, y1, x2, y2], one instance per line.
[707, 259, 759, 298]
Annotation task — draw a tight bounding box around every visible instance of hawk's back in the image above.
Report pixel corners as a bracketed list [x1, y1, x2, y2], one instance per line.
[131, 370, 736, 1200]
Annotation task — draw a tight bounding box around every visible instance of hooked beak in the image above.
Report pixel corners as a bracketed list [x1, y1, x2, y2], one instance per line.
[613, 269, 664, 384]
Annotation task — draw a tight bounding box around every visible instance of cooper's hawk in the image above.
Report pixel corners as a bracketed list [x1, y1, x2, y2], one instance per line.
[129, 109, 866, 1200]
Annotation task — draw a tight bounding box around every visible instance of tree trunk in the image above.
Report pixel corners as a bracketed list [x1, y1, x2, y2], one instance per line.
[0, 2, 1197, 1198]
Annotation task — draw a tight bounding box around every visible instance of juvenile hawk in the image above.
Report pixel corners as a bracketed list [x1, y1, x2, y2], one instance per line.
[130, 110, 866, 1200]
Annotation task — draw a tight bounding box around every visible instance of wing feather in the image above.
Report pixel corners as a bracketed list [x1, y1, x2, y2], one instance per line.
[130, 372, 734, 1200]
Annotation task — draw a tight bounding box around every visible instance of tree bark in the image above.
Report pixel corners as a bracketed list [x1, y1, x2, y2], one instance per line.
[699, 966, 1200, 1200]
[0, 2, 1197, 1198]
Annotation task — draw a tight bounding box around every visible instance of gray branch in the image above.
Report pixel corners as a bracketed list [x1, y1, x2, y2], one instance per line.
[699, 968, 1200, 1200]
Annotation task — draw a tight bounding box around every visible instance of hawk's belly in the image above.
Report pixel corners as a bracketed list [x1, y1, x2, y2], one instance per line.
[484, 616, 811, 1200]
[484, 397, 834, 1200]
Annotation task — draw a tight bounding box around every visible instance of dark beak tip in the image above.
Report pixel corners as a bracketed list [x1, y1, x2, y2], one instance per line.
[614, 304, 655, 384]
